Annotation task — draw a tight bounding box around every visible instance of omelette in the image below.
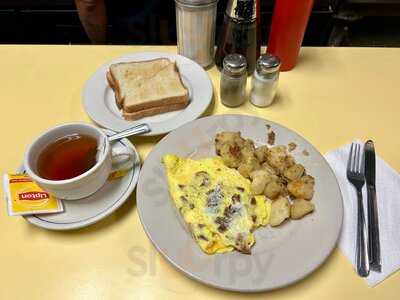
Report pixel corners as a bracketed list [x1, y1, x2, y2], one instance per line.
[162, 154, 271, 255]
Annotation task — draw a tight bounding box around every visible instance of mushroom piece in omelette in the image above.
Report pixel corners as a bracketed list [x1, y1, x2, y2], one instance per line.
[162, 154, 271, 255]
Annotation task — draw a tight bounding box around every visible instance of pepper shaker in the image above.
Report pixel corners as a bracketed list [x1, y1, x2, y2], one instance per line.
[250, 54, 281, 107]
[220, 54, 247, 107]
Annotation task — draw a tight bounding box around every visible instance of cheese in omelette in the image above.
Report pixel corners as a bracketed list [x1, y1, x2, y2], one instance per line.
[162, 154, 271, 255]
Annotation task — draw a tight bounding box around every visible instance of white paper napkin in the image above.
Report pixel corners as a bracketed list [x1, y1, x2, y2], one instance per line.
[325, 142, 400, 287]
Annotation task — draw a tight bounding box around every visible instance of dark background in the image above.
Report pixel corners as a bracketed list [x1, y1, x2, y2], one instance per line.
[1, 0, 400, 46]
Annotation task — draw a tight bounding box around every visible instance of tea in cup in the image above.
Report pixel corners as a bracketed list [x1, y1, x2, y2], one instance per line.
[24, 123, 135, 200]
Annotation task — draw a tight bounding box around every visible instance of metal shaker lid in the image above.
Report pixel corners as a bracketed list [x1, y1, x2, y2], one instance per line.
[256, 53, 281, 74]
[223, 54, 247, 75]
[175, 0, 219, 6]
[226, 0, 256, 21]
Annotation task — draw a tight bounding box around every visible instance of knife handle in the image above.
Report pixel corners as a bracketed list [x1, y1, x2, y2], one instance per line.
[356, 189, 370, 277]
[367, 185, 382, 272]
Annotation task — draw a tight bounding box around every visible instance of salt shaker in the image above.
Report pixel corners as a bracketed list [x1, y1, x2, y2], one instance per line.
[220, 54, 247, 107]
[175, 0, 219, 68]
[250, 54, 281, 107]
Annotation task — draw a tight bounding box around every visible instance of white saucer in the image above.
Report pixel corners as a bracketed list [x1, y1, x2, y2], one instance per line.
[82, 52, 213, 136]
[21, 130, 140, 230]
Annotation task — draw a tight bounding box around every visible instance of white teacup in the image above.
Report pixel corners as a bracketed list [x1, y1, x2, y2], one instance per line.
[24, 123, 134, 200]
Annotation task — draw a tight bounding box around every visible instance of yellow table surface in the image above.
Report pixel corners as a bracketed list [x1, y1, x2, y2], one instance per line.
[0, 45, 399, 300]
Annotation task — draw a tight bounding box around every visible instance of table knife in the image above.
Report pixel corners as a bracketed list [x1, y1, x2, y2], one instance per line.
[364, 140, 382, 272]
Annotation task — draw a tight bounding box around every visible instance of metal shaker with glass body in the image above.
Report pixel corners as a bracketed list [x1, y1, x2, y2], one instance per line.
[220, 53, 248, 107]
[250, 53, 281, 107]
[175, 0, 219, 68]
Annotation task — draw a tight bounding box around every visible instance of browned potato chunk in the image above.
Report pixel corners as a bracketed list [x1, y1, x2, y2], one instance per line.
[287, 175, 315, 200]
[266, 145, 286, 167]
[284, 164, 305, 181]
[238, 163, 251, 178]
[251, 175, 268, 195]
[286, 155, 295, 168]
[215, 132, 244, 151]
[264, 180, 284, 199]
[215, 132, 261, 174]
[266, 146, 295, 174]
[280, 184, 289, 197]
[242, 139, 256, 155]
[250, 171, 274, 195]
[291, 199, 315, 219]
[249, 169, 270, 180]
[261, 161, 278, 175]
[215, 131, 245, 162]
[255, 145, 270, 163]
[237, 156, 260, 178]
[219, 142, 242, 168]
[270, 196, 290, 226]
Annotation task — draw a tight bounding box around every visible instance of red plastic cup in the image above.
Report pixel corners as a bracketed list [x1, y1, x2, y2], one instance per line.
[267, 0, 314, 71]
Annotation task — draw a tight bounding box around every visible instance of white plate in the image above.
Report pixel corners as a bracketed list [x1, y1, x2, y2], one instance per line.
[136, 114, 343, 292]
[22, 130, 140, 231]
[82, 52, 213, 136]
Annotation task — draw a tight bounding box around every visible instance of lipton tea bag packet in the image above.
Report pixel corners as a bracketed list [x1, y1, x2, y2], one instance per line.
[3, 174, 63, 216]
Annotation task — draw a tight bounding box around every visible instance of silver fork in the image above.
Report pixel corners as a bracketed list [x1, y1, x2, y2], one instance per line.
[347, 143, 370, 277]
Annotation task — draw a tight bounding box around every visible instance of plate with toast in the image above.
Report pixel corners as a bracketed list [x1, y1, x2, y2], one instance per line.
[82, 52, 213, 136]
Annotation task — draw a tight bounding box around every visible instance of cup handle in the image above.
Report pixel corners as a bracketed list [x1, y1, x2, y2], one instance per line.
[110, 143, 135, 172]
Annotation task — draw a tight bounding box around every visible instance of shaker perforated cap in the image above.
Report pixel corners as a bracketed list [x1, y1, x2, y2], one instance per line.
[256, 53, 281, 74]
[226, 0, 256, 21]
[223, 54, 247, 75]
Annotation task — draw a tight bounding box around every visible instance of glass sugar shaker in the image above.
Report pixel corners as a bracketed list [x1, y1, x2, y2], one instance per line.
[175, 0, 219, 68]
[220, 53, 248, 107]
[250, 53, 281, 107]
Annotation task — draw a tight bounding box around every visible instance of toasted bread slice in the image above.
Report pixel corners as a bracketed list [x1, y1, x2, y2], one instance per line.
[106, 71, 123, 109]
[121, 62, 189, 113]
[107, 58, 171, 109]
[122, 101, 188, 121]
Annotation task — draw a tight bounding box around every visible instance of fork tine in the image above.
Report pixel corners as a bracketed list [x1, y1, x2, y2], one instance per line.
[360, 144, 365, 174]
[352, 143, 357, 172]
[355, 144, 360, 172]
[347, 143, 355, 171]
